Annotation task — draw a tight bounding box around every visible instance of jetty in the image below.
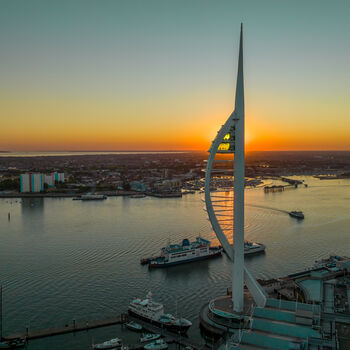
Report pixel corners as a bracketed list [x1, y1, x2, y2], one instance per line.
[4, 315, 126, 341]
[3, 314, 205, 350]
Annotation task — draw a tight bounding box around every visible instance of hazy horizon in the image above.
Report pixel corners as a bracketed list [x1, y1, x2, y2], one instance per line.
[2, 149, 350, 154]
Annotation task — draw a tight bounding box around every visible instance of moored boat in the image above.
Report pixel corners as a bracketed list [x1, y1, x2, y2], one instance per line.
[0, 339, 25, 349]
[144, 339, 168, 350]
[81, 194, 107, 201]
[125, 321, 142, 331]
[130, 194, 146, 198]
[92, 337, 122, 349]
[140, 333, 161, 343]
[128, 292, 192, 333]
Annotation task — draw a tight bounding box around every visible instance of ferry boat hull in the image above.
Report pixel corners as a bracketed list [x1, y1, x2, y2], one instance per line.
[128, 311, 191, 333]
[148, 247, 222, 268]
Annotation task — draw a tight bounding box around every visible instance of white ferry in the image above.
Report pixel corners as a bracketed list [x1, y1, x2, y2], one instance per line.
[128, 292, 192, 333]
[147, 237, 223, 268]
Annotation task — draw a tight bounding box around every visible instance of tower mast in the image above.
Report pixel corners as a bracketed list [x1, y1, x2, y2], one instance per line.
[232, 23, 245, 313]
[0, 285, 3, 340]
[204, 24, 267, 314]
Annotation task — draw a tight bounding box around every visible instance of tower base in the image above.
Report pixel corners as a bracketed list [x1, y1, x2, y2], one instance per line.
[199, 291, 255, 335]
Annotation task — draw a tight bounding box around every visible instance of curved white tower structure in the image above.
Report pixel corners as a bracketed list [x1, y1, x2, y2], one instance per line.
[204, 24, 267, 313]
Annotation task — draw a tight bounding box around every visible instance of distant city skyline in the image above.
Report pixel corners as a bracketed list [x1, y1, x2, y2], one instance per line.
[1, 0, 349, 152]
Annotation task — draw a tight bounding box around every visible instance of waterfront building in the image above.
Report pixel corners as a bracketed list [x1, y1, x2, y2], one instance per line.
[20, 174, 30, 193]
[44, 172, 64, 186]
[20, 173, 44, 193]
[20, 172, 64, 192]
[54, 172, 65, 183]
[44, 174, 55, 187]
[130, 181, 147, 192]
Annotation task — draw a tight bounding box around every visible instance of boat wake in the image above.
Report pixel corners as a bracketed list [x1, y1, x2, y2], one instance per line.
[245, 203, 289, 214]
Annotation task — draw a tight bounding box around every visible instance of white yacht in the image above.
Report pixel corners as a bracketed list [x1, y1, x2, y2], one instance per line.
[128, 292, 192, 333]
[144, 339, 168, 350]
[140, 333, 161, 343]
[92, 337, 122, 349]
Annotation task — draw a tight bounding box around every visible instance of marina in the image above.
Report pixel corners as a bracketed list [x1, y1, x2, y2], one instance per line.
[2, 315, 204, 350]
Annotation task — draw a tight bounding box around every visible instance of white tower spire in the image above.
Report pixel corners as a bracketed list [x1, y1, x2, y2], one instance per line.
[204, 24, 267, 314]
[232, 23, 245, 313]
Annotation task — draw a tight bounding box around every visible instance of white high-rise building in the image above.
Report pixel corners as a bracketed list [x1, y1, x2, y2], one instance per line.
[54, 172, 65, 183]
[20, 173, 44, 193]
[20, 174, 30, 193]
[44, 174, 55, 187]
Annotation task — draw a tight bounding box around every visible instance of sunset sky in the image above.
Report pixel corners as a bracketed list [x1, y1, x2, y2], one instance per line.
[0, 0, 349, 152]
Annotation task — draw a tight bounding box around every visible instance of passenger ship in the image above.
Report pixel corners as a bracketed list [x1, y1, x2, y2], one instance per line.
[128, 292, 192, 333]
[148, 237, 223, 268]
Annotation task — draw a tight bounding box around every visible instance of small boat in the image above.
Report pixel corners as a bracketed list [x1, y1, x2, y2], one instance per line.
[125, 321, 142, 331]
[81, 194, 107, 200]
[130, 194, 146, 198]
[92, 337, 122, 349]
[289, 211, 304, 219]
[140, 333, 161, 343]
[0, 339, 25, 349]
[144, 339, 168, 350]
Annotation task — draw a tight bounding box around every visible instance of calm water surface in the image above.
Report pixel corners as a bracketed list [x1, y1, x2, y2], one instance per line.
[1, 176, 350, 349]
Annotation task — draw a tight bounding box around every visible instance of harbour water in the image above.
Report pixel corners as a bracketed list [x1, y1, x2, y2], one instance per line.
[1, 176, 350, 349]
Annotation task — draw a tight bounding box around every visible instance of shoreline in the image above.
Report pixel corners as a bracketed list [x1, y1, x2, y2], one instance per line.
[0, 191, 137, 198]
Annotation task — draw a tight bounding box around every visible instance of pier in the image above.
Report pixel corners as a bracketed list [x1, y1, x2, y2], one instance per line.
[4, 315, 125, 341]
[264, 185, 285, 193]
[4, 314, 205, 350]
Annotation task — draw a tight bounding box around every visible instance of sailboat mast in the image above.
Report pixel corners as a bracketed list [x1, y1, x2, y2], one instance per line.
[0, 285, 3, 340]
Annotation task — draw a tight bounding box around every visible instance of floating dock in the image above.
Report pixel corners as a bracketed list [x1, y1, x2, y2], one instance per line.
[4, 315, 125, 341]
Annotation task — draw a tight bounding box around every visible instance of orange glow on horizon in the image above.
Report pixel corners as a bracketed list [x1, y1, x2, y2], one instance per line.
[1, 91, 350, 152]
